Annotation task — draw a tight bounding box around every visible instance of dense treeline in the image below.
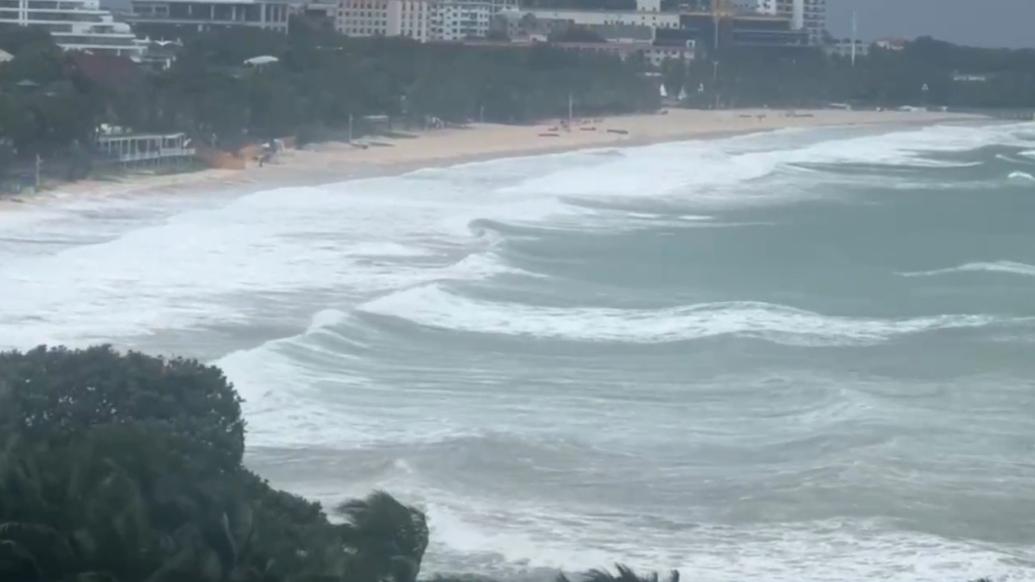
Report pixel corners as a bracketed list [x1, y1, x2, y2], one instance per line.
[0, 20, 655, 175]
[3, 23, 1035, 183]
[0, 27, 99, 178]
[158, 24, 656, 140]
[684, 37, 1035, 109]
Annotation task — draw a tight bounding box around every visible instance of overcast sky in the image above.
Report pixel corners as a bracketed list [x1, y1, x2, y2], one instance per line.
[827, 0, 1035, 48]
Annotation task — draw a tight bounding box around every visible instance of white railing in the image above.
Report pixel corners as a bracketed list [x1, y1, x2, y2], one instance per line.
[104, 148, 196, 163]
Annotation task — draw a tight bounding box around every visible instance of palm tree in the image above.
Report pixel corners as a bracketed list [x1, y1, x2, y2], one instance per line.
[558, 564, 680, 582]
[335, 491, 429, 582]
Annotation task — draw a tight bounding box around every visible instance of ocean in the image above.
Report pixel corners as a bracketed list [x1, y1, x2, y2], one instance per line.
[1, 122, 1034, 581]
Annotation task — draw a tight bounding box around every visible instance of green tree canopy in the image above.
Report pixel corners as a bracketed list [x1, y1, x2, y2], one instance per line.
[0, 345, 245, 471]
[0, 345, 429, 582]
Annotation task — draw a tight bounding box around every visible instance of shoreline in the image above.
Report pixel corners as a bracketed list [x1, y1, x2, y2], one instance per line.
[0, 109, 985, 211]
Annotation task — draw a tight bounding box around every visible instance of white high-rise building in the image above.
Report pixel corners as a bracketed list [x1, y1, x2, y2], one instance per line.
[428, 0, 490, 41]
[337, 0, 512, 40]
[0, 0, 145, 60]
[389, 0, 429, 40]
[801, 0, 826, 44]
[337, 0, 391, 37]
[337, 0, 438, 41]
[752, 0, 826, 45]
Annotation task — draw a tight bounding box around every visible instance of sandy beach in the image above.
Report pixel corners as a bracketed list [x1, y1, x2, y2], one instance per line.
[1, 108, 982, 209]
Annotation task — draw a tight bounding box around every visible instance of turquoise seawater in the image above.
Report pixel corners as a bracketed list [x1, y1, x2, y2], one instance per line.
[2, 122, 1034, 581]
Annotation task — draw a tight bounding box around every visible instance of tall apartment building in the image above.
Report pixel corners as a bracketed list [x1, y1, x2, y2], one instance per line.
[391, 0, 429, 40]
[428, 0, 490, 41]
[337, 0, 438, 39]
[337, 0, 512, 40]
[752, 0, 825, 45]
[800, 0, 825, 44]
[0, 0, 144, 59]
[337, 0, 390, 37]
[338, 0, 434, 40]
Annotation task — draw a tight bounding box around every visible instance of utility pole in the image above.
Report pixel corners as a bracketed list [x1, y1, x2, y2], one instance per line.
[850, 10, 858, 67]
[713, 14, 719, 53]
[712, 0, 726, 53]
[712, 60, 720, 109]
[34, 154, 41, 191]
[348, 113, 353, 142]
[568, 92, 574, 125]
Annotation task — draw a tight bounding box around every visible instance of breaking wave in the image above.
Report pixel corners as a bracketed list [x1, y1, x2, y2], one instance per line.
[902, 261, 1035, 279]
[358, 285, 1012, 347]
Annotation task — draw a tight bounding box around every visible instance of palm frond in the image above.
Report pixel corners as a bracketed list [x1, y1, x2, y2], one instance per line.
[0, 522, 76, 564]
[70, 572, 120, 582]
[574, 564, 680, 582]
[0, 539, 42, 580]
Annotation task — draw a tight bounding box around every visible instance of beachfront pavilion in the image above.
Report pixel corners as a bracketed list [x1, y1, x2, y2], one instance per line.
[95, 132, 196, 167]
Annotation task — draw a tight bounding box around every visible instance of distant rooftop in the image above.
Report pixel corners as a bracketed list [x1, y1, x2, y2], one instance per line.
[133, 0, 294, 4]
[588, 23, 654, 42]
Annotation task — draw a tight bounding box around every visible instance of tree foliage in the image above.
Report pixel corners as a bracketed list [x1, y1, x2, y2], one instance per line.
[337, 492, 429, 582]
[559, 565, 679, 582]
[0, 345, 245, 471]
[0, 25, 54, 54]
[0, 346, 427, 582]
[0, 36, 99, 160]
[3, 25, 1035, 180]
[691, 37, 1035, 109]
[0, 25, 656, 165]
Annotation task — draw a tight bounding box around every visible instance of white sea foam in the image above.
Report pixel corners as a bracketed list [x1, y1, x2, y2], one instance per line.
[503, 122, 1032, 201]
[0, 172, 550, 349]
[343, 242, 435, 257]
[3, 120, 1035, 582]
[358, 285, 1007, 346]
[902, 261, 1035, 279]
[305, 308, 350, 333]
[443, 252, 541, 279]
[503, 142, 783, 198]
[422, 503, 1034, 582]
[1009, 171, 1035, 181]
[4, 120, 1033, 352]
[996, 153, 1035, 166]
